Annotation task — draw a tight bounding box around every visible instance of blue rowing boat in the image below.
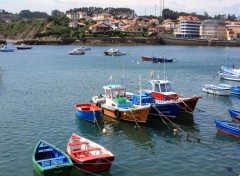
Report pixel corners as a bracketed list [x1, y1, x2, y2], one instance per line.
[75, 104, 102, 123]
[214, 120, 240, 139]
[228, 109, 240, 122]
[32, 140, 73, 176]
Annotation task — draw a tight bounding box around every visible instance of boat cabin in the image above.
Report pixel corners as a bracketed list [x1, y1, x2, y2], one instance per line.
[103, 84, 133, 108]
[149, 80, 179, 101]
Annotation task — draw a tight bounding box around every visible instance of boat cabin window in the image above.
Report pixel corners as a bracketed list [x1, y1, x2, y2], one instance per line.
[166, 83, 171, 92]
[160, 84, 166, 92]
[154, 83, 160, 92]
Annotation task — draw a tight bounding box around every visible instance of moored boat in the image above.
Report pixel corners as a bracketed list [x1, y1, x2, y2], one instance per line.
[100, 84, 151, 123]
[68, 48, 85, 55]
[104, 48, 126, 56]
[141, 55, 173, 63]
[131, 91, 179, 120]
[0, 45, 14, 52]
[202, 84, 232, 96]
[66, 133, 114, 173]
[32, 140, 73, 176]
[218, 71, 240, 82]
[16, 43, 32, 49]
[228, 109, 240, 122]
[214, 120, 240, 139]
[147, 79, 200, 113]
[75, 104, 102, 123]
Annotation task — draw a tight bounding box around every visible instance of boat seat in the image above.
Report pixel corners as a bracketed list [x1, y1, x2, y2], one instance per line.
[38, 148, 53, 153]
[79, 154, 112, 162]
[69, 141, 89, 146]
[72, 147, 101, 154]
[37, 156, 66, 163]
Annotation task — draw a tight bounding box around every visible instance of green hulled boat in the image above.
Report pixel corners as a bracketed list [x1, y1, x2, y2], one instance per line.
[32, 140, 73, 176]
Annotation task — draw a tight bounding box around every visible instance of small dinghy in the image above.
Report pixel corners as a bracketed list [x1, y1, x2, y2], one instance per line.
[214, 120, 240, 139]
[75, 104, 102, 123]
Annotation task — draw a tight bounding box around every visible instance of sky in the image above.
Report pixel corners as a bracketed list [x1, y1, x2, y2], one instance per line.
[1, 0, 240, 17]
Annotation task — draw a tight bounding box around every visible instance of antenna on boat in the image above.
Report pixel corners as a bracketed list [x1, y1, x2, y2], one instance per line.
[110, 74, 112, 84]
[122, 55, 125, 86]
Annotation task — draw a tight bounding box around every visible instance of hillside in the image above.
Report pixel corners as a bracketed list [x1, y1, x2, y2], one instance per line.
[0, 19, 49, 40]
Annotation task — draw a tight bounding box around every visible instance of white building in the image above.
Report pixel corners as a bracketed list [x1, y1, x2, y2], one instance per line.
[174, 16, 201, 38]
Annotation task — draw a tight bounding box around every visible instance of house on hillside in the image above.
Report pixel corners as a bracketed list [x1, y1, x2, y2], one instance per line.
[89, 22, 112, 33]
[66, 11, 88, 20]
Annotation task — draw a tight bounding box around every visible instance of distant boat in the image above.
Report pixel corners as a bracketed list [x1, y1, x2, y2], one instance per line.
[0, 45, 14, 52]
[214, 120, 240, 139]
[68, 48, 85, 55]
[75, 46, 91, 51]
[75, 104, 102, 123]
[104, 48, 126, 56]
[66, 133, 114, 173]
[32, 140, 73, 176]
[141, 56, 173, 63]
[228, 109, 240, 122]
[202, 84, 232, 96]
[218, 71, 240, 81]
[16, 43, 32, 49]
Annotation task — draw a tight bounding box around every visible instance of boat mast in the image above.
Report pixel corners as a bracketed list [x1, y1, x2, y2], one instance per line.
[139, 74, 142, 106]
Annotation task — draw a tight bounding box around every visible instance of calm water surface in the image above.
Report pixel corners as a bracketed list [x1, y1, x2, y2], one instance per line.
[0, 45, 240, 176]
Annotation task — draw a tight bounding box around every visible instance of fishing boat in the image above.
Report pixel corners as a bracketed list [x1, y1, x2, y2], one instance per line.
[16, 43, 32, 49]
[75, 104, 102, 123]
[131, 91, 179, 120]
[214, 120, 240, 139]
[228, 109, 240, 122]
[0, 45, 14, 52]
[66, 133, 114, 173]
[147, 79, 200, 113]
[100, 84, 151, 123]
[104, 48, 126, 56]
[68, 48, 85, 55]
[32, 140, 73, 176]
[202, 84, 232, 96]
[218, 71, 240, 81]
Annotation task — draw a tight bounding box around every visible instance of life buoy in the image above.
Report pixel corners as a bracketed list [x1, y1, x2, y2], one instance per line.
[114, 109, 121, 119]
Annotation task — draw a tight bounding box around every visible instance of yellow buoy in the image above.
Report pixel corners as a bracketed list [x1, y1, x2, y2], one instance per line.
[173, 129, 177, 132]
[103, 128, 106, 135]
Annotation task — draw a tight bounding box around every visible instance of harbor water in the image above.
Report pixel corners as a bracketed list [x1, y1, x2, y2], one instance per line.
[0, 45, 240, 176]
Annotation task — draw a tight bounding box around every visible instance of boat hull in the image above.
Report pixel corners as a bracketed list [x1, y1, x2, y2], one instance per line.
[202, 85, 231, 96]
[75, 104, 102, 123]
[141, 56, 153, 61]
[214, 120, 240, 139]
[218, 71, 240, 81]
[228, 109, 240, 122]
[101, 104, 151, 123]
[149, 102, 179, 119]
[177, 96, 200, 112]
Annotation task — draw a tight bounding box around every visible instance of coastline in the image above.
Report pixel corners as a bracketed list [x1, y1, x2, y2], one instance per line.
[1, 37, 240, 47]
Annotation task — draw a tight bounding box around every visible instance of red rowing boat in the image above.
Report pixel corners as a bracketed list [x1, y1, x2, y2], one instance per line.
[66, 133, 114, 173]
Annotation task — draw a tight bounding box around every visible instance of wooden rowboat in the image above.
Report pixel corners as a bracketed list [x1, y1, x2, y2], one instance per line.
[32, 140, 73, 176]
[66, 133, 114, 173]
[75, 104, 102, 123]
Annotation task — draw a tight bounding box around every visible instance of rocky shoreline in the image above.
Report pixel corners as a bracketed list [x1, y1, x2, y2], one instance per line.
[1, 37, 240, 47]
